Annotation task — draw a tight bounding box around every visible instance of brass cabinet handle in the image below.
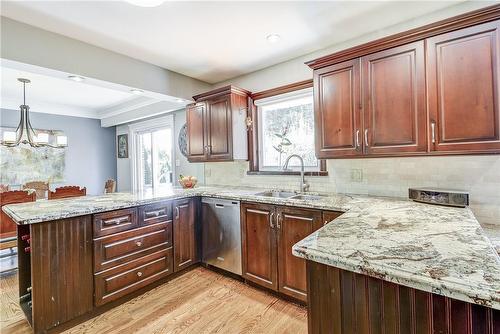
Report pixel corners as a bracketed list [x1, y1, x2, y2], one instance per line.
[276, 213, 281, 229]
[269, 212, 275, 229]
[137, 271, 143, 277]
[364, 129, 369, 147]
[355, 130, 360, 149]
[431, 121, 436, 144]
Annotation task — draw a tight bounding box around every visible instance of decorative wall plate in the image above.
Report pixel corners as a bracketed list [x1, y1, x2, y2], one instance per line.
[178, 123, 188, 157]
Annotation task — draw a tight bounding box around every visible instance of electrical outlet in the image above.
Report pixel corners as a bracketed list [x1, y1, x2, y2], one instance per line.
[350, 169, 363, 182]
[175, 159, 181, 167]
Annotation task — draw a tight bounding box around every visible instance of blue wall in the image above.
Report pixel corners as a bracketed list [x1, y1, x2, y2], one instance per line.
[0, 108, 116, 195]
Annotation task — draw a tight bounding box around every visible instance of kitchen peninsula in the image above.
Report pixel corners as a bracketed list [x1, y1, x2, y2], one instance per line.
[3, 186, 499, 333]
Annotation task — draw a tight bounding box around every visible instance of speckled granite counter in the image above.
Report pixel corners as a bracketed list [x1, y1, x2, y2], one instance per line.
[3, 185, 500, 310]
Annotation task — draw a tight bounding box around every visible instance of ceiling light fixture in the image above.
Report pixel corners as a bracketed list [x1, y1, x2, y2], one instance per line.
[1, 78, 67, 148]
[68, 75, 85, 82]
[266, 34, 281, 44]
[125, 0, 165, 7]
[130, 88, 144, 95]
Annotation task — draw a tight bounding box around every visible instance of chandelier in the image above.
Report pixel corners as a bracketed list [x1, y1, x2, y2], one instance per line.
[1, 78, 67, 148]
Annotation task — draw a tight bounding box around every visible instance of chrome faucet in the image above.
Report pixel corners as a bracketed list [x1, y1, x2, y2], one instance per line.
[282, 154, 310, 193]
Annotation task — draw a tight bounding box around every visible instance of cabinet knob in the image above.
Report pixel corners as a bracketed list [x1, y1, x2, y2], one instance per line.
[137, 271, 143, 277]
[135, 240, 142, 247]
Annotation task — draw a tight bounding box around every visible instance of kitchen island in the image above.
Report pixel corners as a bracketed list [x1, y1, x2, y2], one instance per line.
[3, 186, 500, 333]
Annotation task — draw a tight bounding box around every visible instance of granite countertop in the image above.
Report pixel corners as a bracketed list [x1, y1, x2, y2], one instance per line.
[3, 185, 500, 310]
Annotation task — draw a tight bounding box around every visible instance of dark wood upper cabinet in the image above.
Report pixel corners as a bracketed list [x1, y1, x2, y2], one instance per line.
[314, 59, 362, 158]
[277, 206, 322, 302]
[186, 103, 207, 162]
[427, 20, 500, 153]
[361, 41, 427, 155]
[187, 86, 250, 162]
[173, 197, 199, 272]
[206, 95, 232, 160]
[240, 202, 278, 290]
[309, 10, 500, 158]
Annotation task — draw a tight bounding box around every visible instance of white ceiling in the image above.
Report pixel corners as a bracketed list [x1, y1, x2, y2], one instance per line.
[1, 1, 463, 84]
[0, 63, 188, 124]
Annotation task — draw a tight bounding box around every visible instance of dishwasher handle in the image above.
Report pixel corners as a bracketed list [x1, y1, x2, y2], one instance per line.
[215, 203, 225, 208]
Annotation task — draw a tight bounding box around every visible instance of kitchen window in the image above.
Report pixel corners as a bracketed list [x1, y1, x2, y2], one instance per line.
[250, 82, 326, 175]
[129, 115, 174, 193]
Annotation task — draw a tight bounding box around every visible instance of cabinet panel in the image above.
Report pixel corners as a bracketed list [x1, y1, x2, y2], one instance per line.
[322, 211, 343, 226]
[241, 202, 277, 290]
[207, 96, 232, 160]
[187, 103, 207, 162]
[362, 41, 426, 155]
[173, 198, 199, 272]
[427, 20, 500, 153]
[93, 208, 138, 237]
[314, 59, 361, 158]
[30, 216, 93, 333]
[277, 206, 322, 301]
[138, 201, 172, 226]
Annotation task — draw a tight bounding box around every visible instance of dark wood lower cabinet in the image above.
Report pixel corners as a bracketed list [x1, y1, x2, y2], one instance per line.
[27, 216, 94, 333]
[277, 206, 322, 301]
[241, 202, 342, 302]
[307, 261, 500, 334]
[241, 202, 278, 290]
[173, 197, 200, 272]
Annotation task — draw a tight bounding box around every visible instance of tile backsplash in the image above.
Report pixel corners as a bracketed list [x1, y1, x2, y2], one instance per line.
[204, 155, 500, 225]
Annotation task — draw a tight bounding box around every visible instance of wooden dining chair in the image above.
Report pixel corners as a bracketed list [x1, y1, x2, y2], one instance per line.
[48, 186, 86, 200]
[104, 179, 116, 194]
[0, 190, 36, 249]
[0, 184, 9, 193]
[23, 181, 49, 199]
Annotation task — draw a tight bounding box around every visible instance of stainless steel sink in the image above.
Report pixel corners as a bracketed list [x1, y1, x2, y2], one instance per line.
[254, 191, 296, 198]
[290, 194, 326, 201]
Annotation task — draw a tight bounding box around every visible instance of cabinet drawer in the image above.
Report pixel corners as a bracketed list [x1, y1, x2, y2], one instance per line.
[139, 201, 172, 226]
[94, 222, 172, 272]
[94, 248, 173, 306]
[94, 208, 138, 237]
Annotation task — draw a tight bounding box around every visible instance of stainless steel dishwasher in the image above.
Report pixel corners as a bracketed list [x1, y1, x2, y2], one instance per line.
[201, 198, 242, 275]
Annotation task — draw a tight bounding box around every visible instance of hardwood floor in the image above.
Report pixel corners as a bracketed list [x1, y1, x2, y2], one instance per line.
[0, 267, 307, 334]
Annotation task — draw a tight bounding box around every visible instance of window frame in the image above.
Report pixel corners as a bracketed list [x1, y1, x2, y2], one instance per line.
[128, 115, 175, 192]
[247, 80, 327, 176]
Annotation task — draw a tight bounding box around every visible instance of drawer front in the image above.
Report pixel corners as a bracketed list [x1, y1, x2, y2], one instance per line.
[94, 248, 173, 306]
[139, 201, 172, 226]
[94, 222, 172, 272]
[94, 208, 138, 237]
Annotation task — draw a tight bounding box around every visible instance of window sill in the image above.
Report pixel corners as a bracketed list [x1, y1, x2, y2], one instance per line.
[246, 170, 328, 176]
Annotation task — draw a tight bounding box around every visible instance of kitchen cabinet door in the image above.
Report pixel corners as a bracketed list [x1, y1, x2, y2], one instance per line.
[206, 95, 232, 161]
[427, 20, 500, 153]
[276, 206, 322, 302]
[173, 198, 199, 272]
[240, 202, 278, 291]
[322, 210, 343, 226]
[314, 58, 362, 158]
[362, 41, 426, 155]
[187, 102, 207, 162]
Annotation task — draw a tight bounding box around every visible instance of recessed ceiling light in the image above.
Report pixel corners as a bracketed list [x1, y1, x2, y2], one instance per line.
[68, 75, 85, 82]
[130, 88, 144, 95]
[125, 0, 165, 7]
[266, 34, 281, 44]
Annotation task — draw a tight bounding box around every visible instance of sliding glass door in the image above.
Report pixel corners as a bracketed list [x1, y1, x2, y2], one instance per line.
[136, 127, 173, 194]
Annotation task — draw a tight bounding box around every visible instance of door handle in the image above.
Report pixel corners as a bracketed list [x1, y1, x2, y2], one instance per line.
[364, 129, 369, 147]
[269, 212, 275, 229]
[276, 213, 281, 230]
[431, 121, 436, 144]
[175, 206, 180, 220]
[355, 129, 360, 149]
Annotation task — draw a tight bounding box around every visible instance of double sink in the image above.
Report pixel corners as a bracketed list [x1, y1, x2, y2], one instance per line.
[254, 191, 326, 201]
